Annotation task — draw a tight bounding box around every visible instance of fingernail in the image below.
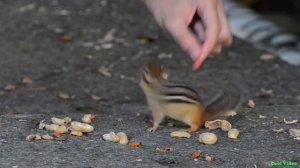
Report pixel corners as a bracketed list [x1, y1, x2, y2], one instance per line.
[188, 46, 203, 71]
[193, 55, 204, 71]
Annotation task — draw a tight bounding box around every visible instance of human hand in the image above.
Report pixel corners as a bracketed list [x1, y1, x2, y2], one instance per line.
[143, 0, 232, 70]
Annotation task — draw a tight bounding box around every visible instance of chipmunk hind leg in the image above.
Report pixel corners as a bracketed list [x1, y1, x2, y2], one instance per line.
[185, 107, 205, 133]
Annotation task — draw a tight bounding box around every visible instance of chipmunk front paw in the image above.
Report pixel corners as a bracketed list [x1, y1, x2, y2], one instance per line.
[147, 127, 157, 132]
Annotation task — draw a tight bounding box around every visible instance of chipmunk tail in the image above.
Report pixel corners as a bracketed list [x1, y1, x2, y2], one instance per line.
[203, 83, 242, 121]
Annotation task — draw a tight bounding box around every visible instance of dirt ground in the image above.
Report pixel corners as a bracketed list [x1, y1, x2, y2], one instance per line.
[0, 1, 299, 168]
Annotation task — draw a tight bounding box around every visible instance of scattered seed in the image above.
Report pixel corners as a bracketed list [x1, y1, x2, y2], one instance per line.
[4, 84, 16, 91]
[259, 115, 267, 119]
[260, 53, 274, 61]
[22, 77, 33, 84]
[58, 92, 71, 99]
[91, 95, 106, 101]
[248, 100, 255, 108]
[256, 88, 273, 97]
[205, 155, 214, 162]
[100, 29, 116, 43]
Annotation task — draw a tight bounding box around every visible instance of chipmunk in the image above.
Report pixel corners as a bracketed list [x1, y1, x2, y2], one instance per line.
[139, 62, 241, 132]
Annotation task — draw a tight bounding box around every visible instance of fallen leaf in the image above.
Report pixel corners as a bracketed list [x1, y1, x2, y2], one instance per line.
[284, 118, 298, 124]
[256, 88, 273, 97]
[128, 141, 142, 147]
[191, 150, 202, 159]
[4, 84, 16, 91]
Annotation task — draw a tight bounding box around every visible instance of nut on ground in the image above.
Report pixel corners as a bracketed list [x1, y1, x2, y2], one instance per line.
[228, 129, 240, 139]
[117, 132, 128, 145]
[170, 130, 191, 138]
[26, 134, 42, 141]
[71, 130, 83, 137]
[71, 121, 94, 133]
[42, 134, 54, 140]
[102, 132, 120, 143]
[198, 133, 217, 145]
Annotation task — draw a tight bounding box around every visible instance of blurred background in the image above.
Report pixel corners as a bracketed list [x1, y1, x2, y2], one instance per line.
[236, 0, 300, 36]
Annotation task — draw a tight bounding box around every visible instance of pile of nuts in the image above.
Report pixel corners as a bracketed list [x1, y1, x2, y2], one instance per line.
[26, 114, 96, 141]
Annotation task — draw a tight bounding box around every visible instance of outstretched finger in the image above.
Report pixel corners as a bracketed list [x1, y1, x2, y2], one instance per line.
[165, 19, 202, 61]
